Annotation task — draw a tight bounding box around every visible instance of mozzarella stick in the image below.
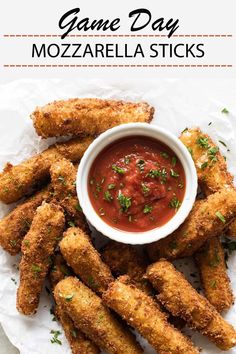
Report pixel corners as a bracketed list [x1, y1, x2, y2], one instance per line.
[49, 254, 99, 354]
[50, 159, 89, 232]
[0, 185, 52, 255]
[102, 241, 152, 294]
[147, 187, 236, 261]
[54, 277, 143, 354]
[17, 203, 65, 315]
[180, 128, 233, 195]
[147, 260, 236, 350]
[31, 98, 154, 138]
[60, 227, 114, 295]
[103, 276, 198, 354]
[0, 136, 93, 204]
[195, 237, 233, 312]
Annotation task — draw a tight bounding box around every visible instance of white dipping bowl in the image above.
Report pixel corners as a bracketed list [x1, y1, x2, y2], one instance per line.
[77, 123, 197, 245]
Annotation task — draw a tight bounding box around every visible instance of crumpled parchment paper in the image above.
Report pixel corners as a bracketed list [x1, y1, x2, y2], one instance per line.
[0, 78, 236, 354]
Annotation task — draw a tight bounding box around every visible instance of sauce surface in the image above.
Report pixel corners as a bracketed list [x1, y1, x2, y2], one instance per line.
[88, 136, 186, 232]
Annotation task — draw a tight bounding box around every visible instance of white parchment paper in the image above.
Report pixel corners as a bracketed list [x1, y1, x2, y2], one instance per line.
[0, 79, 236, 354]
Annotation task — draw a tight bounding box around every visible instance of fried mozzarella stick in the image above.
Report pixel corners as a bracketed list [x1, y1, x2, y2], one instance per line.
[195, 237, 233, 312]
[147, 260, 236, 350]
[60, 227, 114, 295]
[54, 277, 143, 354]
[147, 187, 236, 261]
[102, 241, 152, 294]
[17, 203, 65, 315]
[50, 159, 88, 232]
[103, 276, 198, 354]
[49, 254, 99, 354]
[0, 136, 93, 204]
[31, 98, 154, 138]
[0, 185, 52, 255]
[180, 128, 233, 195]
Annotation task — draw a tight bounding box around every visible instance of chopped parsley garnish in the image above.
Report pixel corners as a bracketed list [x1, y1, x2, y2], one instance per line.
[75, 203, 82, 212]
[197, 137, 209, 149]
[170, 169, 179, 178]
[108, 183, 116, 190]
[65, 293, 74, 302]
[68, 221, 75, 227]
[182, 127, 188, 133]
[71, 329, 77, 338]
[118, 192, 132, 213]
[215, 211, 226, 224]
[143, 205, 153, 214]
[160, 152, 169, 159]
[201, 162, 208, 170]
[169, 240, 177, 250]
[172, 156, 177, 166]
[104, 191, 113, 202]
[58, 175, 66, 185]
[96, 184, 102, 192]
[24, 240, 30, 247]
[221, 108, 229, 114]
[87, 276, 98, 289]
[187, 147, 193, 155]
[32, 264, 42, 275]
[147, 169, 161, 178]
[141, 183, 150, 195]
[219, 140, 227, 147]
[209, 250, 221, 267]
[11, 277, 17, 285]
[208, 122, 212, 126]
[169, 197, 181, 210]
[112, 165, 125, 174]
[50, 330, 62, 345]
[210, 280, 217, 289]
[208, 146, 219, 162]
[136, 159, 145, 172]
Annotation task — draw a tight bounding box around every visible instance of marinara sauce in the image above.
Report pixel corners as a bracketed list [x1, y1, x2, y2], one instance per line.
[88, 136, 186, 232]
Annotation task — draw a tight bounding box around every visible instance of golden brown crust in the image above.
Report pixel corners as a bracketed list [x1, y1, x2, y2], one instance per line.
[0, 136, 93, 204]
[180, 128, 233, 195]
[101, 241, 152, 294]
[49, 252, 73, 289]
[0, 185, 52, 255]
[49, 254, 99, 354]
[17, 203, 65, 315]
[146, 260, 236, 350]
[50, 159, 89, 232]
[31, 98, 154, 138]
[55, 305, 99, 354]
[103, 276, 198, 354]
[195, 237, 233, 312]
[146, 187, 236, 261]
[60, 227, 114, 295]
[54, 277, 142, 354]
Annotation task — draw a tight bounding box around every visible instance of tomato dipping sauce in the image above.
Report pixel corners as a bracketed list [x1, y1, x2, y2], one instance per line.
[88, 136, 186, 232]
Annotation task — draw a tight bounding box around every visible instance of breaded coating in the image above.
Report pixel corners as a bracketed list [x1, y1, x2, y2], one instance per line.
[147, 260, 236, 350]
[102, 241, 152, 294]
[227, 219, 236, 238]
[0, 185, 52, 255]
[180, 128, 233, 195]
[17, 203, 65, 315]
[31, 98, 154, 138]
[49, 254, 99, 354]
[103, 276, 198, 354]
[147, 187, 236, 261]
[0, 136, 93, 204]
[49, 252, 73, 289]
[55, 306, 99, 354]
[195, 237, 233, 312]
[50, 159, 88, 232]
[54, 276, 142, 354]
[60, 227, 114, 295]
